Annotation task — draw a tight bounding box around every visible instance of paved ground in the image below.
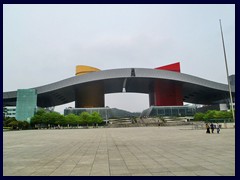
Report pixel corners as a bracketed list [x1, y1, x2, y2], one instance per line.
[3, 126, 235, 176]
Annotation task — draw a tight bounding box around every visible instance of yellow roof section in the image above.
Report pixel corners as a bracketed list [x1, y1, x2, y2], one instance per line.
[75, 65, 101, 76]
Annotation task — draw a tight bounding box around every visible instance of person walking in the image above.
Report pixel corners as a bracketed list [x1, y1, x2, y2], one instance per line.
[206, 123, 210, 134]
[216, 123, 220, 134]
[210, 123, 214, 133]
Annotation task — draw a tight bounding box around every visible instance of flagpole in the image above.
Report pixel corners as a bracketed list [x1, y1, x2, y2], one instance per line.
[219, 19, 235, 123]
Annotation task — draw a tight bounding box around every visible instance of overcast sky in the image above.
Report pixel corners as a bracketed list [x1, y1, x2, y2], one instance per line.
[3, 4, 235, 113]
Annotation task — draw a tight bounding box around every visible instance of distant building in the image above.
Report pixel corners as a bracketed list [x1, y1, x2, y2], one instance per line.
[196, 103, 235, 113]
[229, 74, 235, 86]
[4, 106, 16, 118]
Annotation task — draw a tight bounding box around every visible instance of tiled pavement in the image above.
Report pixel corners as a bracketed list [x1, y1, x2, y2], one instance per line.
[3, 126, 235, 176]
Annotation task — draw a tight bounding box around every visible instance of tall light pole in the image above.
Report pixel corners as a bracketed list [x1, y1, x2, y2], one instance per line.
[219, 19, 235, 122]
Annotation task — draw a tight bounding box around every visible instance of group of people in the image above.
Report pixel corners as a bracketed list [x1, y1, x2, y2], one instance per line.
[206, 123, 221, 134]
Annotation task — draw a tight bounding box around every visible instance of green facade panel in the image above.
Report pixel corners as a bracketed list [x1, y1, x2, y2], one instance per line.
[16, 89, 37, 122]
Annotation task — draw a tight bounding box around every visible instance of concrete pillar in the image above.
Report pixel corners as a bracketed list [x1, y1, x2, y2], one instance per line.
[149, 80, 183, 106]
[75, 81, 105, 108]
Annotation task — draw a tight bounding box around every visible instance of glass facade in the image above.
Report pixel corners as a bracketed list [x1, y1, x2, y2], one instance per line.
[64, 107, 139, 119]
[16, 89, 37, 122]
[141, 106, 196, 117]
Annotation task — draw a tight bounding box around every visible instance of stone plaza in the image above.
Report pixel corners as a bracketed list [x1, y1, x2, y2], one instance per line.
[3, 126, 235, 176]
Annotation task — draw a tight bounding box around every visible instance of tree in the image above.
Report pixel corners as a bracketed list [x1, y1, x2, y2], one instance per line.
[31, 110, 65, 129]
[35, 109, 47, 116]
[8, 120, 18, 130]
[76, 115, 84, 126]
[194, 113, 205, 121]
[88, 114, 94, 126]
[53, 112, 65, 127]
[91, 112, 103, 126]
[22, 121, 30, 129]
[213, 111, 222, 119]
[18, 121, 24, 129]
[65, 113, 79, 127]
[79, 112, 91, 127]
[4, 117, 17, 127]
[42, 112, 64, 128]
[55, 114, 66, 127]
[48, 112, 61, 126]
[30, 115, 42, 128]
[194, 110, 234, 122]
[203, 110, 216, 120]
[41, 112, 51, 127]
[30, 109, 48, 128]
[221, 111, 232, 119]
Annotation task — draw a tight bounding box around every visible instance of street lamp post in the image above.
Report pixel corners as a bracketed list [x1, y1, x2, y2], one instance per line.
[219, 19, 235, 123]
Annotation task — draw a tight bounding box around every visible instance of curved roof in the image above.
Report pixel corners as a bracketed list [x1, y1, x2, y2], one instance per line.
[3, 68, 235, 107]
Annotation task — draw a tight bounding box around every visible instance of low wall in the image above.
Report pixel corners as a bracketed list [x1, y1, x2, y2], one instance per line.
[219, 123, 235, 129]
[191, 122, 235, 130]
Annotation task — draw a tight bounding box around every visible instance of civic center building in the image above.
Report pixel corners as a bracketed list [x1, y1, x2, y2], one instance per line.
[3, 62, 235, 122]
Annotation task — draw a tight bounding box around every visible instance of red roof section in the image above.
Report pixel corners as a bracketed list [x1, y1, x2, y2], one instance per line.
[155, 62, 181, 73]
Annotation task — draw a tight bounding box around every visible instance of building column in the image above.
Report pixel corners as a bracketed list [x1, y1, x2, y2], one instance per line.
[149, 80, 183, 106]
[149, 62, 183, 106]
[75, 81, 105, 108]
